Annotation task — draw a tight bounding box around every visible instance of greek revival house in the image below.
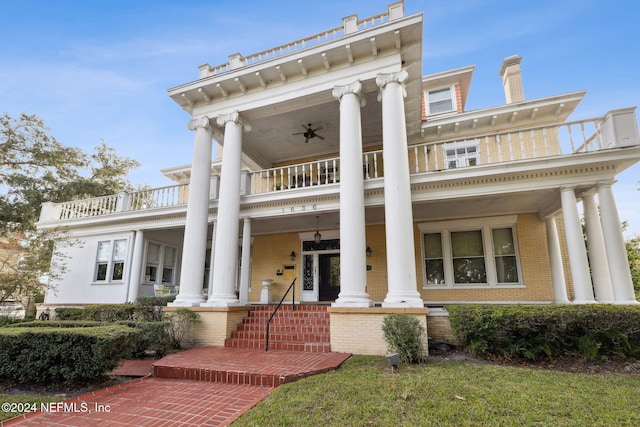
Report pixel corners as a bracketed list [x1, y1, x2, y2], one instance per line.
[37, 1, 640, 354]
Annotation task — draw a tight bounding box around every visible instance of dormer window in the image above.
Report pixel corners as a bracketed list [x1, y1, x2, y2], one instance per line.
[427, 86, 456, 115]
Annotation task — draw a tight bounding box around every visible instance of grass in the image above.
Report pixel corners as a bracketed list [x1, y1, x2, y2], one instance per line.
[0, 393, 65, 421]
[233, 355, 640, 426]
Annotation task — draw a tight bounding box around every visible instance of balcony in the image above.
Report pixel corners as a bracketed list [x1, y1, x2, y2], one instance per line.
[38, 108, 639, 223]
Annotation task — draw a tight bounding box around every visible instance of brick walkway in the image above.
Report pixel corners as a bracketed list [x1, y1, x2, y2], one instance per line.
[2, 348, 350, 427]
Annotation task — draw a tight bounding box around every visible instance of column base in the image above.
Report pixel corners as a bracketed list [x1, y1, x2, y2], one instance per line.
[168, 294, 206, 307]
[333, 291, 373, 308]
[572, 299, 597, 304]
[382, 291, 423, 308]
[613, 299, 639, 305]
[201, 294, 243, 307]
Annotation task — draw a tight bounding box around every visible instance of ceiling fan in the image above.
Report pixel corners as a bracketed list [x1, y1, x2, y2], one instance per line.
[293, 123, 325, 143]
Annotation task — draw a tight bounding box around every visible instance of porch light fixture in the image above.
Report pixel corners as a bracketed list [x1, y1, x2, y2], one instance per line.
[314, 216, 322, 243]
[290, 251, 296, 261]
[366, 246, 372, 257]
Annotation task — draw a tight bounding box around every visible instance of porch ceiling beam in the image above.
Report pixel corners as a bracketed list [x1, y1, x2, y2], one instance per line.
[454, 122, 459, 133]
[198, 88, 211, 102]
[555, 103, 565, 117]
[255, 71, 266, 88]
[345, 44, 354, 63]
[491, 115, 498, 126]
[276, 65, 287, 82]
[321, 52, 330, 70]
[216, 83, 228, 98]
[472, 118, 478, 130]
[298, 59, 308, 76]
[235, 77, 246, 93]
[510, 111, 518, 123]
[370, 37, 378, 56]
[530, 107, 538, 121]
[395, 30, 401, 49]
[181, 93, 194, 107]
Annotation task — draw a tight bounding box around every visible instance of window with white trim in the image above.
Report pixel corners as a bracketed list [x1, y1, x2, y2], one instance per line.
[444, 140, 479, 169]
[420, 216, 522, 288]
[144, 242, 177, 285]
[426, 86, 456, 115]
[95, 239, 128, 282]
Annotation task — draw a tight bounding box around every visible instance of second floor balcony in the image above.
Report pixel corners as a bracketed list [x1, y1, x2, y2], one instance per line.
[38, 108, 639, 223]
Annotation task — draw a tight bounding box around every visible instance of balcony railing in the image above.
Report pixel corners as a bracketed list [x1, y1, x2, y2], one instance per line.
[39, 111, 637, 222]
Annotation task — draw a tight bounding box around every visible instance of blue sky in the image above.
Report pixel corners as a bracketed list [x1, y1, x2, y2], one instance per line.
[1, 0, 638, 235]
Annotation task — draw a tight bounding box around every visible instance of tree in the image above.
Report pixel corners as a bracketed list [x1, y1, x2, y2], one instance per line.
[0, 113, 141, 315]
[627, 234, 640, 299]
[0, 113, 140, 234]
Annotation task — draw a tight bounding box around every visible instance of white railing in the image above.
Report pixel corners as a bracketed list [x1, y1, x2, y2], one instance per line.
[52, 184, 188, 220]
[250, 158, 340, 194]
[45, 113, 637, 221]
[408, 117, 606, 174]
[203, 12, 390, 77]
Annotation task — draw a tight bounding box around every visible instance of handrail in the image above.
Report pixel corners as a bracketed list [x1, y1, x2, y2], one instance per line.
[265, 277, 297, 352]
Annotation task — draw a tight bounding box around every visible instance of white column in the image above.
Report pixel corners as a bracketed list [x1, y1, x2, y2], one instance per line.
[560, 187, 595, 303]
[545, 217, 569, 303]
[171, 117, 212, 307]
[376, 70, 423, 308]
[582, 193, 614, 303]
[126, 230, 145, 303]
[239, 218, 251, 305]
[597, 181, 638, 304]
[204, 111, 248, 307]
[332, 81, 372, 307]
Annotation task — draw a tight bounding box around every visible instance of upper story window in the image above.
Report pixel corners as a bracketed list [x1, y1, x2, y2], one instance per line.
[443, 140, 479, 169]
[427, 86, 456, 116]
[95, 239, 128, 283]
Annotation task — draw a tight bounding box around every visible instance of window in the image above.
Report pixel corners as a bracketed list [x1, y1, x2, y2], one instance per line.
[444, 140, 479, 169]
[144, 242, 177, 285]
[420, 216, 522, 288]
[427, 87, 456, 115]
[95, 239, 128, 282]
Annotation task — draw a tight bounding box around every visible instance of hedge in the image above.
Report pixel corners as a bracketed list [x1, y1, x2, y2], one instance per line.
[447, 304, 640, 361]
[0, 325, 140, 383]
[9, 320, 171, 357]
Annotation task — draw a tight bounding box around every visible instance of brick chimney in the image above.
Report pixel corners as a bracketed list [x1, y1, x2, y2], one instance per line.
[499, 55, 524, 104]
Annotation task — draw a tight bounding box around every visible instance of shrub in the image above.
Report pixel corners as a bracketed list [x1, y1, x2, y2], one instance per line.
[0, 325, 139, 383]
[82, 304, 137, 321]
[448, 304, 640, 361]
[51, 308, 85, 320]
[135, 295, 175, 322]
[116, 321, 171, 357]
[381, 313, 426, 364]
[166, 308, 199, 349]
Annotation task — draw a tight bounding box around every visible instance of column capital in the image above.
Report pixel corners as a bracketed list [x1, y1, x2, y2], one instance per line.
[187, 116, 211, 131]
[216, 111, 251, 132]
[376, 69, 408, 100]
[332, 81, 366, 107]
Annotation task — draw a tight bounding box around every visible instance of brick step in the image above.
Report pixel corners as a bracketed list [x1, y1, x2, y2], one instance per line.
[251, 305, 328, 312]
[242, 315, 328, 324]
[224, 338, 331, 353]
[236, 323, 330, 333]
[230, 330, 329, 342]
[245, 313, 330, 320]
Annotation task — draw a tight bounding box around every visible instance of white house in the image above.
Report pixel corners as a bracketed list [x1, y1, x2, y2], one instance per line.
[37, 1, 640, 354]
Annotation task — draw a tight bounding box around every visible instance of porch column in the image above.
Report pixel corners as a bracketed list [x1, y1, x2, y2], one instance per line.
[332, 81, 372, 307]
[171, 117, 212, 306]
[376, 70, 423, 308]
[126, 230, 145, 303]
[204, 111, 249, 307]
[239, 218, 251, 305]
[582, 193, 614, 302]
[545, 217, 569, 303]
[559, 187, 595, 303]
[597, 181, 637, 304]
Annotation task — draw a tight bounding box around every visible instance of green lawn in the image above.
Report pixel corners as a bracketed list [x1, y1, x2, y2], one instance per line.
[0, 393, 64, 421]
[233, 356, 640, 426]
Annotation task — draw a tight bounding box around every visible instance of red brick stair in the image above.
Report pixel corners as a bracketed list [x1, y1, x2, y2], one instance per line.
[224, 305, 331, 352]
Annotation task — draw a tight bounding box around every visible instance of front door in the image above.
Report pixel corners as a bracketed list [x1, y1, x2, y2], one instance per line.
[319, 254, 340, 301]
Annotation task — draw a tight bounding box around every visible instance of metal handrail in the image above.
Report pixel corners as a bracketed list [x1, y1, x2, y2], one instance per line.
[265, 278, 297, 352]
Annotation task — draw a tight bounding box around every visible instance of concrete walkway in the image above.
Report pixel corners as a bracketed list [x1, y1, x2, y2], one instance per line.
[2, 348, 351, 427]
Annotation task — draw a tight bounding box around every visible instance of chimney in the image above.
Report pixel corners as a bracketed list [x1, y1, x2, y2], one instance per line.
[499, 55, 524, 104]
